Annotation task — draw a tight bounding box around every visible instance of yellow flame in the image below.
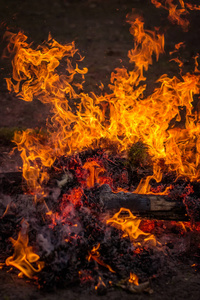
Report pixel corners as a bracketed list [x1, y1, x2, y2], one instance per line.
[106, 208, 156, 246]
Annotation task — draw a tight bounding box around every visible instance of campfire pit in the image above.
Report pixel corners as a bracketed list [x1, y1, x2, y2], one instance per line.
[1, 1, 200, 299]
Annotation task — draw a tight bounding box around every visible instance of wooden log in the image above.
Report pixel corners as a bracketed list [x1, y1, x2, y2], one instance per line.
[99, 184, 189, 221]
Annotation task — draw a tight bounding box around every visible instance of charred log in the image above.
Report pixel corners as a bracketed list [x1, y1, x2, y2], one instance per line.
[99, 185, 189, 221]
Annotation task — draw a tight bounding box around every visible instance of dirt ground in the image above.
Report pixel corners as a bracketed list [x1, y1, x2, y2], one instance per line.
[1, 253, 200, 300]
[1, 0, 200, 299]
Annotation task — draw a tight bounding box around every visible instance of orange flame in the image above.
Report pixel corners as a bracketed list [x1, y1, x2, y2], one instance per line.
[4, 31, 87, 195]
[82, 159, 109, 188]
[4, 13, 200, 196]
[88, 243, 115, 273]
[185, 3, 200, 11]
[6, 221, 44, 279]
[95, 276, 106, 290]
[169, 41, 185, 55]
[129, 272, 139, 286]
[151, 0, 190, 31]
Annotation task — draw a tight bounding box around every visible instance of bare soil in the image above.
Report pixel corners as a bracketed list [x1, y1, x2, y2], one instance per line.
[1, 0, 200, 299]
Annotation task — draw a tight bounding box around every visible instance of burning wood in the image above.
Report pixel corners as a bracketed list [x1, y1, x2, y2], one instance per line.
[100, 184, 188, 221]
[1, 169, 197, 221]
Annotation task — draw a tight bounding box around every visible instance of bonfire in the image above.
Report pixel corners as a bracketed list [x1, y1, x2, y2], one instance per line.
[1, 0, 200, 295]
